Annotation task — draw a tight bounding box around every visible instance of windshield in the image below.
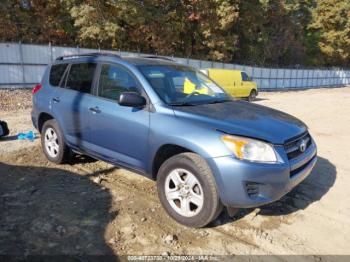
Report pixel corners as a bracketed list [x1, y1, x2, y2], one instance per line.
[138, 65, 232, 105]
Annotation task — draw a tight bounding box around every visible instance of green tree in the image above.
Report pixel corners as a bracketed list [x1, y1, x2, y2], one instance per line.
[232, 0, 314, 66]
[309, 0, 350, 66]
[234, 0, 266, 65]
[257, 0, 310, 66]
[0, 0, 76, 45]
[198, 0, 240, 61]
[0, 0, 349, 67]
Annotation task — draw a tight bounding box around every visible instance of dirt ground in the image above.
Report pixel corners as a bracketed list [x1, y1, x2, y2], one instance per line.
[0, 87, 349, 257]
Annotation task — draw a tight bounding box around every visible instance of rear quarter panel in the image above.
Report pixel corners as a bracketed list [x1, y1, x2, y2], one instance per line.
[32, 65, 56, 129]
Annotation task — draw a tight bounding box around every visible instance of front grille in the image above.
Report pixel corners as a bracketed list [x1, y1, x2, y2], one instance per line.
[245, 182, 259, 198]
[284, 132, 312, 160]
[290, 155, 316, 177]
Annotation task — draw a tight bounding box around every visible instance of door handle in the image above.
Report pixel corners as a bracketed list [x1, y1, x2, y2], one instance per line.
[89, 106, 101, 114]
[52, 97, 60, 103]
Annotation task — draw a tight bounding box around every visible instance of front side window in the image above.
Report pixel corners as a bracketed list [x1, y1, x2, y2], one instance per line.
[49, 63, 68, 87]
[98, 64, 139, 101]
[66, 63, 96, 94]
[138, 65, 231, 105]
[241, 72, 250, 81]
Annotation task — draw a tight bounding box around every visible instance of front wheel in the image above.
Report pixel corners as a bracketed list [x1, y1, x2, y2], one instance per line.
[157, 153, 222, 228]
[247, 90, 257, 102]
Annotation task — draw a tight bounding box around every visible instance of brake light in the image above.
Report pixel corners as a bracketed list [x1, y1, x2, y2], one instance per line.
[32, 84, 42, 94]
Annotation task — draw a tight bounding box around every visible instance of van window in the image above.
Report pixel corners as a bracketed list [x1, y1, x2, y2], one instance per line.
[98, 64, 139, 101]
[66, 63, 96, 93]
[49, 64, 68, 87]
[241, 72, 250, 81]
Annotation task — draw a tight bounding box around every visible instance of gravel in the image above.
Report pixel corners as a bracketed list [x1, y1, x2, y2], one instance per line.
[1, 87, 350, 255]
[164, 234, 178, 245]
[0, 89, 32, 111]
[92, 176, 102, 184]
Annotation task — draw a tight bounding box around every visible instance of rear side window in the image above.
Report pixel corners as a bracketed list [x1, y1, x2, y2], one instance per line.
[66, 63, 97, 94]
[49, 64, 68, 87]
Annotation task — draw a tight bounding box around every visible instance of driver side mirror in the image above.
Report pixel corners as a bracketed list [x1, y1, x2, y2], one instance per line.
[118, 92, 146, 108]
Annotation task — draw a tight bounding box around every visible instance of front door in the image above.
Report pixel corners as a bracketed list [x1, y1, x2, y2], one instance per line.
[87, 63, 150, 171]
[239, 71, 251, 97]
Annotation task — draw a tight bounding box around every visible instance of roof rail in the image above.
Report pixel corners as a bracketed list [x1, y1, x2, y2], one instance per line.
[142, 55, 175, 62]
[56, 52, 121, 61]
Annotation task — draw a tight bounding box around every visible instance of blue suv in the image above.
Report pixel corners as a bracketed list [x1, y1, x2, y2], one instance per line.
[32, 53, 317, 227]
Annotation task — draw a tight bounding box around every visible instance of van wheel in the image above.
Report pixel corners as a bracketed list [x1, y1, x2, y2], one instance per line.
[248, 90, 257, 102]
[157, 153, 222, 228]
[41, 119, 70, 164]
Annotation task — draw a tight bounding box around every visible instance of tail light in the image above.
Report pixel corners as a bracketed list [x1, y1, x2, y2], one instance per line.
[32, 84, 42, 94]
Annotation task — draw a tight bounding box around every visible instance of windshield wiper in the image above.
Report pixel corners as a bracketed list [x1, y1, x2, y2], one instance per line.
[169, 102, 196, 106]
[207, 99, 233, 104]
[169, 99, 232, 106]
[168, 102, 197, 106]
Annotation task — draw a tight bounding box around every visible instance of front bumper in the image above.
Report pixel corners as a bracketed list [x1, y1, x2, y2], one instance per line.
[207, 140, 317, 208]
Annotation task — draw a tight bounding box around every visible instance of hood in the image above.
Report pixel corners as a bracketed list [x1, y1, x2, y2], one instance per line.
[173, 101, 307, 144]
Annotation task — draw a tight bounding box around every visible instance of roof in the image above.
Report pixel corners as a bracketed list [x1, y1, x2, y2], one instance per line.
[55, 52, 179, 66]
[122, 57, 178, 66]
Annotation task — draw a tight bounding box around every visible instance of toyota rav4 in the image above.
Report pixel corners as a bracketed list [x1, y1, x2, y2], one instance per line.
[31, 53, 317, 227]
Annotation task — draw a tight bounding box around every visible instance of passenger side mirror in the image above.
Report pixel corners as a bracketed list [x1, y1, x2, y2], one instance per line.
[118, 92, 146, 108]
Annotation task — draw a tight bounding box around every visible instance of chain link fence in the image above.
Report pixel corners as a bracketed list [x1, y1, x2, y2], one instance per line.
[0, 42, 349, 90]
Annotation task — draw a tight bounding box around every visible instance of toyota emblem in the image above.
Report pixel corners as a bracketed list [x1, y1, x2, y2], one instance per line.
[299, 139, 307, 152]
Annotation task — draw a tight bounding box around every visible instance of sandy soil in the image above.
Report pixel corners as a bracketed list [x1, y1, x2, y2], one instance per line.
[0, 87, 349, 256]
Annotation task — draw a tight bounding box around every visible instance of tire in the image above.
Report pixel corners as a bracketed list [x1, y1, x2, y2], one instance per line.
[247, 90, 257, 102]
[157, 152, 222, 228]
[0, 120, 9, 137]
[41, 119, 70, 164]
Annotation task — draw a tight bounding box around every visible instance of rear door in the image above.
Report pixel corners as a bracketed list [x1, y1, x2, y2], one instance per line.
[86, 63, 150, 171]
[47, 63, 69, 109]
[52, 62, 98, 149]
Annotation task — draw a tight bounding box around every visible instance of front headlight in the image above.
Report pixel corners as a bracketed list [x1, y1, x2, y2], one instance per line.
[221, 135, 277, 163]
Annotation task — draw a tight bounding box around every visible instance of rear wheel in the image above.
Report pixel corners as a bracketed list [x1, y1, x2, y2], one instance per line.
[157, 153, 222, 228]
[247, 90, 257, 102]
[41, 119, 70, 164]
